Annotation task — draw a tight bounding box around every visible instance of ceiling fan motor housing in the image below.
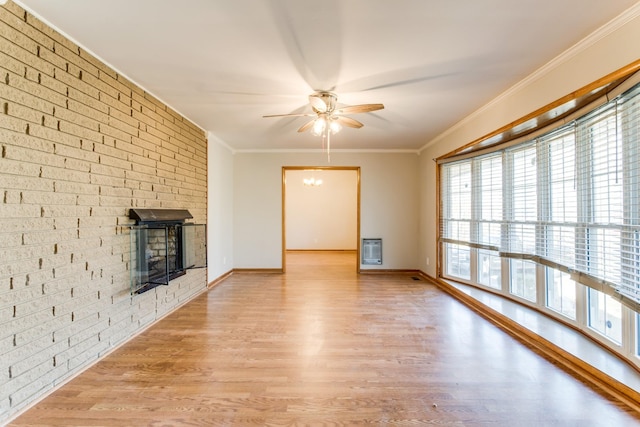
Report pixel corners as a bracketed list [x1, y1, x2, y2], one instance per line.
[311, 91, 337, 113]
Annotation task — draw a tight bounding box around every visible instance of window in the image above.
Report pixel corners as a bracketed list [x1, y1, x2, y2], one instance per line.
[539, 128, 577, 269]
[478, 249, 501, 290]
[439, 77, 640, 366]
[546, 268, 576, 319]
[440, 82, 640, 305]
[445, 243, 470, 280]
[576, 106, 623, 286]
[441, 161, 472, 280]
[509, 259, 536, 302]
[476, 155, 503, 248]
[588, 288, 622, 344]
[505, 144, 537, 255]
[620, 89, 640, 302]
[443, 161, 472, 242]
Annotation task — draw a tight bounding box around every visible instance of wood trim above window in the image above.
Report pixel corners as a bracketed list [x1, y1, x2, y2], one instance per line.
[438, 59, 640, 161]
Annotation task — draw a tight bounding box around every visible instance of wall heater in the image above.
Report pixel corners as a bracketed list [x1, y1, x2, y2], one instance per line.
[362, 238, 382, 265]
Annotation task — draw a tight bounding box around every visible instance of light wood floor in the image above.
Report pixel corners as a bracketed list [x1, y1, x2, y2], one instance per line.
[10, 251, 640, 426]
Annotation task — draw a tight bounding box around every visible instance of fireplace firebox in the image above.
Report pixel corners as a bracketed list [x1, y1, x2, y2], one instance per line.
[129, 209, 206, 294]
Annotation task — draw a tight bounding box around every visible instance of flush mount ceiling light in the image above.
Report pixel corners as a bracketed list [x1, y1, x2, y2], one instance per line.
[263, 91, 384, 161]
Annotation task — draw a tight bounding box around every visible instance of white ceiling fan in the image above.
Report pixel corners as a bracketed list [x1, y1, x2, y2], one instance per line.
[263, 91, 384, 160]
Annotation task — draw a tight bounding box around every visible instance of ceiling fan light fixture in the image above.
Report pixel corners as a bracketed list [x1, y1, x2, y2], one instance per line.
[311, 117, 326, 136]
[263, 90, 384, 161]
[329, 119, 342, 134]
[311, 115, 341, 137]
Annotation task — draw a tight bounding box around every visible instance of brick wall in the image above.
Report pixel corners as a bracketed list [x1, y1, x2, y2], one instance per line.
[0, 3, 208, 422]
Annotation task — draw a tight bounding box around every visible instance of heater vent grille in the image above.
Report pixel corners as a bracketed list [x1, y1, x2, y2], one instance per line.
[362, 238, 382, 265]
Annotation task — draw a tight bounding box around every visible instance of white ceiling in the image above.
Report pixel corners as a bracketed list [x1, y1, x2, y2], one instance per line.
[14, 0, 640, 152]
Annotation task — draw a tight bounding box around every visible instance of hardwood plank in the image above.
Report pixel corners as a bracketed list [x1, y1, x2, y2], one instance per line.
[9, 251, 640, 426]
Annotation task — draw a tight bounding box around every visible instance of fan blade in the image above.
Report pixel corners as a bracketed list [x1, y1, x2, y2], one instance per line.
[263, 113, 316, 118]
[298, 119, 316, 133]
[309, 95, 328, 113]
[335, 103, 384, 115]
[335, 116, 363, 129]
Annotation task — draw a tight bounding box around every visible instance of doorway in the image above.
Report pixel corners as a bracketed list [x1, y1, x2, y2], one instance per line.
[282, 166, 360, 273]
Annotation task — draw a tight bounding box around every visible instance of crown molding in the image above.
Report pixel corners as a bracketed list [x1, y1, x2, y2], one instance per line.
[234, 148, 419, 155]
[419, 2, 640, 154]
[207, 132, 236, 154]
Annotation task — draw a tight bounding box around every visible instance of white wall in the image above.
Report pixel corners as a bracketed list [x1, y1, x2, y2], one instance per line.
[207, 133, 234, 282]
[417, 7, 640, 278]
[285, 169, 358, 250]
[233, 151, 419, 270]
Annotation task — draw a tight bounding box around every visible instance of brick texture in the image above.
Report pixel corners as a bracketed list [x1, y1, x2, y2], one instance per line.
[0, 3, 208, 422]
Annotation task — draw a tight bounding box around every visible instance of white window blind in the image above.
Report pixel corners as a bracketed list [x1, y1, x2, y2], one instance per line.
[619, 87, 640, 301]
[476, 155, 503, 248]
[505, 144, 537, 255]
[441, 162, 471, 244]
[575, 103, 622, 287]
[440, 82, 640, 304]
[538, 127, 577, 269]
[441, 154, 502, 249]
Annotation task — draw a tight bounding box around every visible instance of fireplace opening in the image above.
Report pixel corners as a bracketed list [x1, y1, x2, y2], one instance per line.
[129, 209, 206, 294]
